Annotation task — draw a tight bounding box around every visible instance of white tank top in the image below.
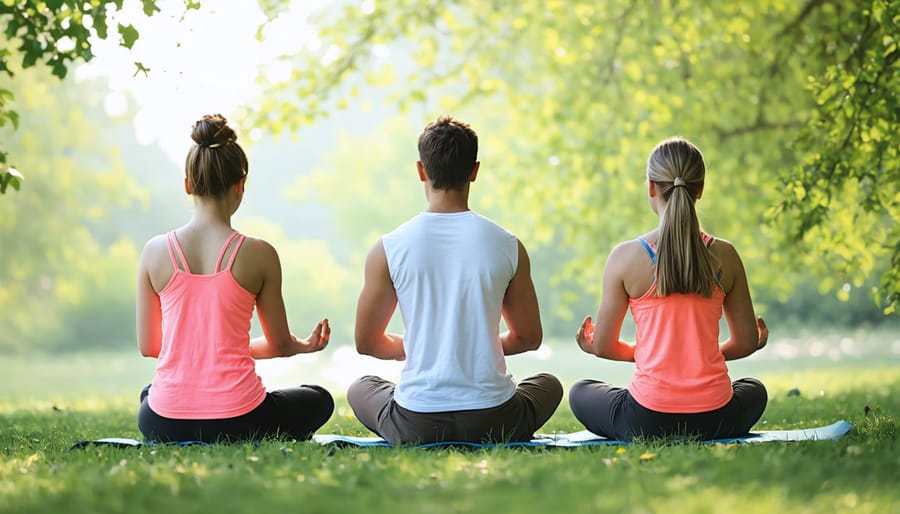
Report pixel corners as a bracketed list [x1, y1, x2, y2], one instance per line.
[383, 211, 518, 412]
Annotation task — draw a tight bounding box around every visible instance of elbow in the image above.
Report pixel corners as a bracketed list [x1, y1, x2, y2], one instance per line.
[138, 340, 159, 358]
[354, 334, 376, 357]
[266, 337, 296, 358]
[593, 346, 612, 359]
[276, 341, 296, 358]
[738, 345, 757, 359]
[736, 336, 760, 358]
[516, 328, 543, 352]
[724, 339, 757, 360]
[592, 339, 617, 359]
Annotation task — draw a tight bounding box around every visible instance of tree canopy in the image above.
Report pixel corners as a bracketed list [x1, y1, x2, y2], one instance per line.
[1, 0, 897, 344]
[0, 0, 201, 191]
[246, 0, 900, 313]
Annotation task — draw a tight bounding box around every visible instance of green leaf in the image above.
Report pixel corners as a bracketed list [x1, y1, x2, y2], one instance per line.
[132, 61, 151, 77]
[118, 24, 140, 49]
[141, 0, 161, 16]
[50, 59, 68, 80]
[93, 8, 109, 39]
[0, 169, 22, 194]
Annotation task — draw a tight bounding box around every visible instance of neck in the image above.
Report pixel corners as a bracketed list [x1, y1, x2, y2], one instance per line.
[425, 186, 470, 213]
[189, 195, 235, 228]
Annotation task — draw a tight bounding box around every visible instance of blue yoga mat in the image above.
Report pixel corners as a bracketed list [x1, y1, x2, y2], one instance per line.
[71, 421, 852, 449]
[311, 420, 853, 448]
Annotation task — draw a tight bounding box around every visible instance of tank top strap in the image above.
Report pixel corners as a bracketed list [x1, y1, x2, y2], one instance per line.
[166, 231, 191, 273]
[215, 230, 241, 273]
[224, 234, 246, 271]
[699, 232, 723, 281]
[636, 237, 657, 265]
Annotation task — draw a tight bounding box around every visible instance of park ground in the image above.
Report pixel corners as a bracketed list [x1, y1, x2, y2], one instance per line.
[1, 334, 897, 514]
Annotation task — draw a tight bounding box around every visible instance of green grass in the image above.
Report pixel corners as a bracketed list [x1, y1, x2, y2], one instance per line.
[1, 364, 897, 514]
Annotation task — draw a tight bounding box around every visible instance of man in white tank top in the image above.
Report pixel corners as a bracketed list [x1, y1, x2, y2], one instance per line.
[348, 116, 562, 444]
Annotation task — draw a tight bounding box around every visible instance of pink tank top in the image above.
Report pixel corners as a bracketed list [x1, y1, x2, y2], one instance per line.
[627, 235, 733, 413]
[147, 230, 266, 419]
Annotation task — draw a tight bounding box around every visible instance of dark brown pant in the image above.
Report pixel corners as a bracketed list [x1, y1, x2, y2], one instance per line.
[347, 373, 563, 444]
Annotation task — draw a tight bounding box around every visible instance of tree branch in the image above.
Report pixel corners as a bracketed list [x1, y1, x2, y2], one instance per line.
[715, 119, 805, 139]
[774, 0, 826, 40]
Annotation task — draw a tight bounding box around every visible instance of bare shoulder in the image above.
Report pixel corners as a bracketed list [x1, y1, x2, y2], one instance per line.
[708, 236, 742, 264]
[607, 238, 657, 298]
[365, 238, 388, 269]
[142, 233, 168, 251]
[239, 235, 279, 262]
[366, 237, 386, 257]
[708, 236, 745, 292]
[140, 233, 169, 263]
[140, 234, 175, 292]
[607, 239, 647, 269]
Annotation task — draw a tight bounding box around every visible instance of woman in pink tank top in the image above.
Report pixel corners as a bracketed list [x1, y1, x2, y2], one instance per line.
[135, 114, 333, 443]
[569, 137, 769, 441]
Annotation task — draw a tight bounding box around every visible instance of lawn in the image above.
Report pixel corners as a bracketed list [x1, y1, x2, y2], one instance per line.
[0, 354, 897, 514]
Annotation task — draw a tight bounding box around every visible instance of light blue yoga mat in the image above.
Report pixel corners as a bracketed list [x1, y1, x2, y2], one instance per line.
[71, 421, 852, 449]
[311, 420, 854, 448]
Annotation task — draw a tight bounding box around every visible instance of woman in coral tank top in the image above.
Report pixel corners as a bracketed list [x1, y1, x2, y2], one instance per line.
[570, 137, 768, 441]
[136, 114, 333, 443]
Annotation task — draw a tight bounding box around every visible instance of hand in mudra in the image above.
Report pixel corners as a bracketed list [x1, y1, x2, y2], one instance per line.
[575, 315, 595, 354]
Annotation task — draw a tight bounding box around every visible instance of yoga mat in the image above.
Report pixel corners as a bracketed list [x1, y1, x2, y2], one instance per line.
[70, 437, 208, 449]
[312, 420, 854, 448]
[71, 421, 852, 449]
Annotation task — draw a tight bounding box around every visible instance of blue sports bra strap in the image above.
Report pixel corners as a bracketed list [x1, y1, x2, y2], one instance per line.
[636, 237, 657, 265]
[702, 233, 723, 282]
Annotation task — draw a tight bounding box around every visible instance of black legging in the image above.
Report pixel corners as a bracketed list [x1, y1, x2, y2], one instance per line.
[568, 377, 767, 441]
[138, 384, 334, 443]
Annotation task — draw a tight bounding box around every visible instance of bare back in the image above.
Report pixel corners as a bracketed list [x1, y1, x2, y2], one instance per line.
[595, 232, 759, 361]
[144, 227, 270, 296]
[615, 234, 738, 299]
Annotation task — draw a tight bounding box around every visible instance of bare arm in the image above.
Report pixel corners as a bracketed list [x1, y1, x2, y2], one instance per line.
[718, 241, 768, 360]
[136, 240, 163, 358]
[250, 239, 329, 359]
[576, 243, 635, 361]
[354, 240, 406, 361]
[499, 240, 542, 355]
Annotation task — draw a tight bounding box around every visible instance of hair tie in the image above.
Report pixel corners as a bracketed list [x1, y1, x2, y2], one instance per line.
[198, 141, 223, 149]
[673, 177, 686, 187]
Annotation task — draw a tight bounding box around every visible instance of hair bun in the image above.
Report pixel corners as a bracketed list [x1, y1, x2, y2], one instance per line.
[191, 113, 238, 147]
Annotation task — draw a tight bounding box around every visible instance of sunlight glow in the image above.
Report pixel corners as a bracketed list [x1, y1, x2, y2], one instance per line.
[321, 44, 344, 66]
[104, 91, 128, 117]
[372, 43, 391, 58]
[76, 0, 328, 165]
[55, 36, 76, 52]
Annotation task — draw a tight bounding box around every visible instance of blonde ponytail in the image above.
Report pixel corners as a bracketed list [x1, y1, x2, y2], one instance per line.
[647, 138, 718, 297]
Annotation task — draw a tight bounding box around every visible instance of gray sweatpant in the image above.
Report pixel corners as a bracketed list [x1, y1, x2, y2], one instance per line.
[347, 373, 563, 444]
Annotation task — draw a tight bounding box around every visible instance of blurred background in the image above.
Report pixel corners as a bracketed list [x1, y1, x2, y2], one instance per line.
[1, 0, 897, 402]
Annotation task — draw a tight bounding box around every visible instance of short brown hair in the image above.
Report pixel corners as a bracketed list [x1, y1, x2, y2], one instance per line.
[417, 115, 478, 190]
